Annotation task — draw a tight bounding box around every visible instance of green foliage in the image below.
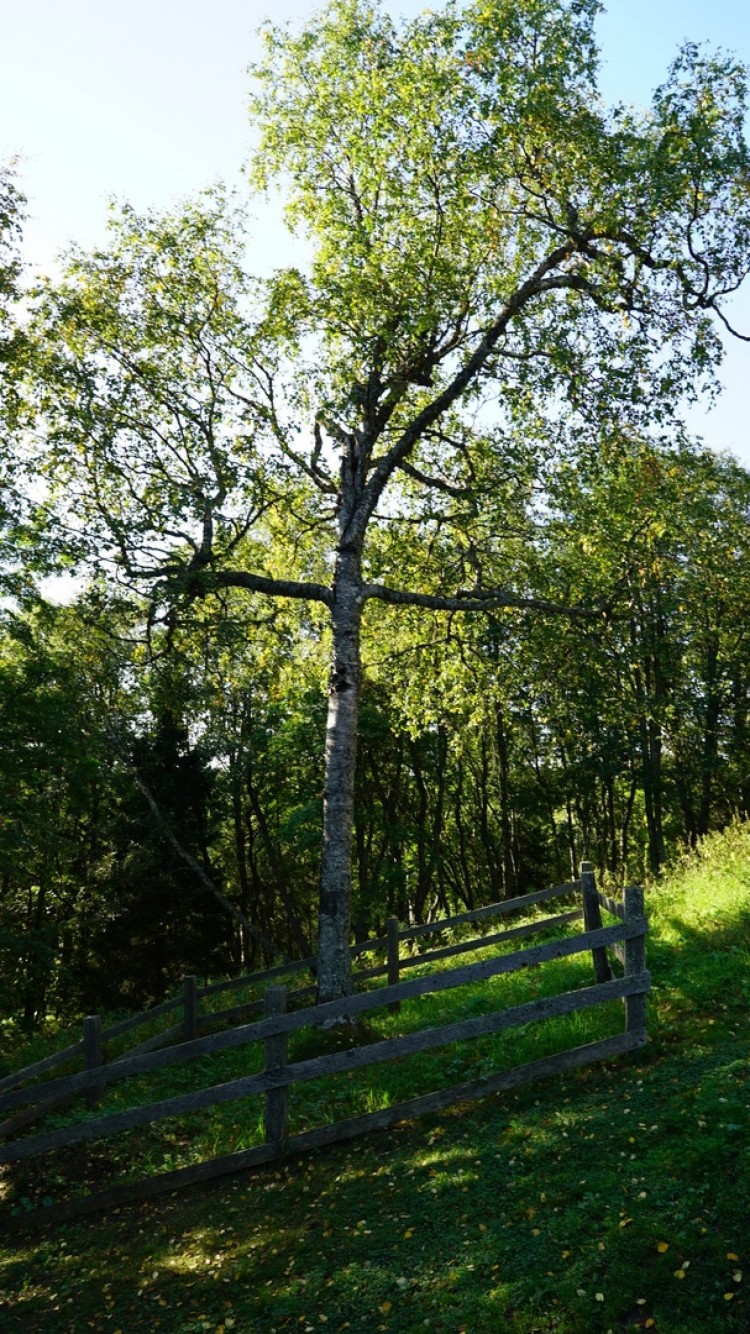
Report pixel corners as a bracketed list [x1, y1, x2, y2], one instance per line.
[0, 601, 110, 1024]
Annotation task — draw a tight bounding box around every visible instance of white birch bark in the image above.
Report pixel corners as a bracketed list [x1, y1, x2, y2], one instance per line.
[316, 544, 362, 1003]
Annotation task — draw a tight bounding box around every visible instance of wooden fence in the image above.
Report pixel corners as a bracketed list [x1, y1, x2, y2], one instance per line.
[0, 877, 589, 1108]
[0, 865, 649, 1227]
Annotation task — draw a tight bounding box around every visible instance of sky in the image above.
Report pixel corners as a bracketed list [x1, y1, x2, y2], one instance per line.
[1, 0, 749, 462]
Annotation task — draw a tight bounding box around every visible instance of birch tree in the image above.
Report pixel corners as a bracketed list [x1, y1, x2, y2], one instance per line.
[32, 0, 750, 1000]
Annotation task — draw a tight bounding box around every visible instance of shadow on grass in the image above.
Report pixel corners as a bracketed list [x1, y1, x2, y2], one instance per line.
[2, 1023, 749, 1334]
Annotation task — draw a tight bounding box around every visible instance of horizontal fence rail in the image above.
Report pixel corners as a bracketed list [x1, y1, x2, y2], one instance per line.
[597, 890, 626, 922]
[0, 1040, 84, 1097]
[0, 917, 644, 1122]
[1, 866, 649, 1228]
[399, 882, 582, 941]
[198, 955, 318, 1000]
[14, 1031, 645, 1230]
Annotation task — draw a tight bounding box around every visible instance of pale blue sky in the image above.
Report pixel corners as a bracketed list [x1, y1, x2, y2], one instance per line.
[2, 0, 749, 461]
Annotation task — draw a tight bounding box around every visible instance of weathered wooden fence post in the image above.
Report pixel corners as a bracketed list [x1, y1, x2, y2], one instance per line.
[623, 885, 647, 1040]
[183, 975, 199, 1041]
[83, 1015, 103, 1111]
[580, 861, 613, 984]
[264, 986, 288, 1154]
[387, 916, 401, 1013]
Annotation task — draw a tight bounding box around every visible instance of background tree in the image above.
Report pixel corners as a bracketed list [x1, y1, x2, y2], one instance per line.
[0, 164, 32, 599]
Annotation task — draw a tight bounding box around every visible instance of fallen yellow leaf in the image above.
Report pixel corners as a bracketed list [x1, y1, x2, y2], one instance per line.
[403, 1229, 413, 1240]
[674, 1269, 686, 1280]
[733, 1269, 743, 1283]
[727, 1252, 740, 1261]
[379, 1303, 392, 1315]
[656, 1241, 669, 1253]
[725, 1293, 736, 1301]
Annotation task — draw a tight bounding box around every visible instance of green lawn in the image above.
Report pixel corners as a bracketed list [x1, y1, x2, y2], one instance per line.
[1, 823, 749, 1332]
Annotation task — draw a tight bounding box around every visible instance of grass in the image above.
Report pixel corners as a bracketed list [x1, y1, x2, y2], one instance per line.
[0, 906, 616, 1201]
[1, 823, 749, 1332]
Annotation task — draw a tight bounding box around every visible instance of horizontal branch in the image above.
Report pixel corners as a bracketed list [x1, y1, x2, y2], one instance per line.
[361, 581, 601, 619]
[206, 570, 333, 606]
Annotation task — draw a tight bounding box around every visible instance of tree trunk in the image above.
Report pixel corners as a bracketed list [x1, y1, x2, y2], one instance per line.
[478, 734, 503, 902]
[495, 706, 516, 897]
[731, 667, 750, 817]
[453, 758, 474, 909]
[245, 766, 312, 959]
[316, 548, 363, 1003]
[620, 767, 638, 871]
[229, 762, 252, 968]
[697, 632, 722, 837]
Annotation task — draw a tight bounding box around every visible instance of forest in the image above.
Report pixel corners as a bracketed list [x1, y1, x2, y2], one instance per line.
[2, 0, 750, 1027]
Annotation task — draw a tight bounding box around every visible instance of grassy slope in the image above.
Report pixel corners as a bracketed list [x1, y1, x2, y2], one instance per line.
[1, 824, 749, 1333]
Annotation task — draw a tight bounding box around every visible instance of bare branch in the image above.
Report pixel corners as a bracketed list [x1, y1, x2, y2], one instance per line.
[709, 302, 750, 343]
[206, 569, 333, 606]
[361, 581, 602, 619]
[226, 378, 337, 494]
[355, 238, 577, 538]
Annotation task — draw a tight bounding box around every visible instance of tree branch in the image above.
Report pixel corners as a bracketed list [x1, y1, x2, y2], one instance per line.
[397, 459, 472, 498]
[355, 238, 577, 537]
[710, 301, 750, 343]
[207, 569, 333, 606]
[361, 581, 603, 619]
